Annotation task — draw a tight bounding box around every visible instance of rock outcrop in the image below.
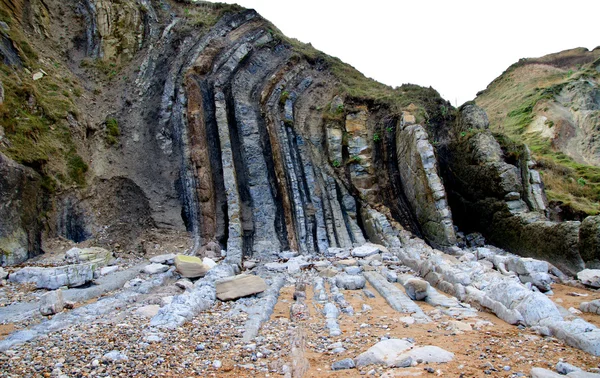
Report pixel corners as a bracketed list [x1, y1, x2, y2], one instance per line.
[0, 152, 42, 266]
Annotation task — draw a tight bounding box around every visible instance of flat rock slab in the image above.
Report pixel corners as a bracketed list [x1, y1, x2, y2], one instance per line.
[143, 263, 169, 275]
[216, 274, 267, 301]
[364, 272, 430, 322]
[135, 305, 160, 318]
[399, 346, 454, 363]
[354, 339, 413, 367]
[352, 243, 382, 258]
[150, 253, 176, 265]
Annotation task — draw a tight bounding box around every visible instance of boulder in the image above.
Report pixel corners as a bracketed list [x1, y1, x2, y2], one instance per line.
[149, 253, 176, 265]
[519, 272, 553, 292]
[354, 339, 413, 367]
[399, 346, 454, 363]
[143, 263, 169, 275]
[335, 274, 366, 290]
[507, 257, 548, 275]
[0, 152, 43, 266]
[174, 255, 209, 278]
[216, 274, 267, 301]
[578, 269, 600, 288]
[352, 243, 382, 258]
[65, 247, 112, 265]
[102, 350, 128, 362]
[39, 289, 65, 316]
[331, 358, 355, 370]
[9, 263, 96, 289]
[404, 278, 430, 301]
[580, 299, 600, 315]
[556, 362, 581, 375]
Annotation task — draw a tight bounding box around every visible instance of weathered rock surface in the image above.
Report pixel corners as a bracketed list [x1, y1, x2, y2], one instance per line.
[578, 269, 600, 288]
[174, 255, 209, 278]
[354, 339, 413, 367]
[335, 274, 366, 290]
[39, 289, 64, 316]
[215, 274, 267, 301]
[0, 152, 43, 266]
[9, 263, 96, 289]
[65, 247, 112, 265]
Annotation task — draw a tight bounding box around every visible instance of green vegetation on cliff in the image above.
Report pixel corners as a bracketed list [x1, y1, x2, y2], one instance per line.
[476, 48, 600, 216]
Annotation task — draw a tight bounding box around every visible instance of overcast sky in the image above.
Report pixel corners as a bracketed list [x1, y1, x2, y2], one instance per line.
[218, 0, 599, 106]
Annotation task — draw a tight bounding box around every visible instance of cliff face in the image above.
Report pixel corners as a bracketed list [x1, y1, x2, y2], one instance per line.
[476, 48, 600, 217]
[1, 0, 599, 274]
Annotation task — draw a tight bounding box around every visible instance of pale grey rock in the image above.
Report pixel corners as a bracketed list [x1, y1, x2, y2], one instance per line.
[519, 272, 553, 292]
[507, 257, 549, 275]
[102, 350, 128, 362]
[135, 305, 160, 317]
[568, 371, 600, 377]
[216, 274, 267, 301]
[354, 339, 413, 367]
[344, 266, 362, 275]
[365, 271, 430, 322]
[332, 358, 355, 370]
[399, 346, 454, 363]
[150, 253, 176, 264]
[363, 289, 376, 298]
[65, 247, 112, 265]
[580, 299, 600, 315]
[382, 268, 398, 283]
[202, 257, 217, 269]
[531, 368, 563, 378]
[0, 267, 7, 280]
[279, 251, 298, 259]
[243, 260, 257, 270]
[99, 266, 119, 276]
[9, 263, 96, 289]
[39, 289, 64, 316]
[143, 263, 169, 275]
[404, 278, 430, 301]
[578, 269, 600, 288]
[351, 243, 381, 258]
[556, 362, 581, 375]
[265, 262, 288, 271]
[335, 274, 366, 290]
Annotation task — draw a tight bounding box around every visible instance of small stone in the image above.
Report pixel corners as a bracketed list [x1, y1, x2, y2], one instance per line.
[99, 266, 119, 276]
[352, 243, 382, 258]
[150, 253, 176, 264]
[331, 358, 355, 370]
[39, 289, 65, 316]
[335, 274, 366, 290]
[363, 289, 376, 298]
[0, 267, 8, 280]
[213, 360, 222, 369]
[216, 274, 267, 301]
[555, 361, 581, 375]
[404, 278, 430, 301]
[102, 350, 128, 362]
[91, 359, 100, 368]
[243, 260, 257, 270]
[143, 263, 169, 275]
[32, 72, 44, 80]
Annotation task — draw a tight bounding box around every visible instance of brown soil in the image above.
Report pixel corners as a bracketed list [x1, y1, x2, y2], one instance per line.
[270, 281, 600, 377]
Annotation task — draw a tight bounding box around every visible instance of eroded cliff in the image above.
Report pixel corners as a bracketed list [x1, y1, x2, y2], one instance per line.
[1, 0, 599, 276]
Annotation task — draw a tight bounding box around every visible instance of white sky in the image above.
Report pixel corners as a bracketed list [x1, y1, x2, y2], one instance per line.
[218, 0, 599, 106]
